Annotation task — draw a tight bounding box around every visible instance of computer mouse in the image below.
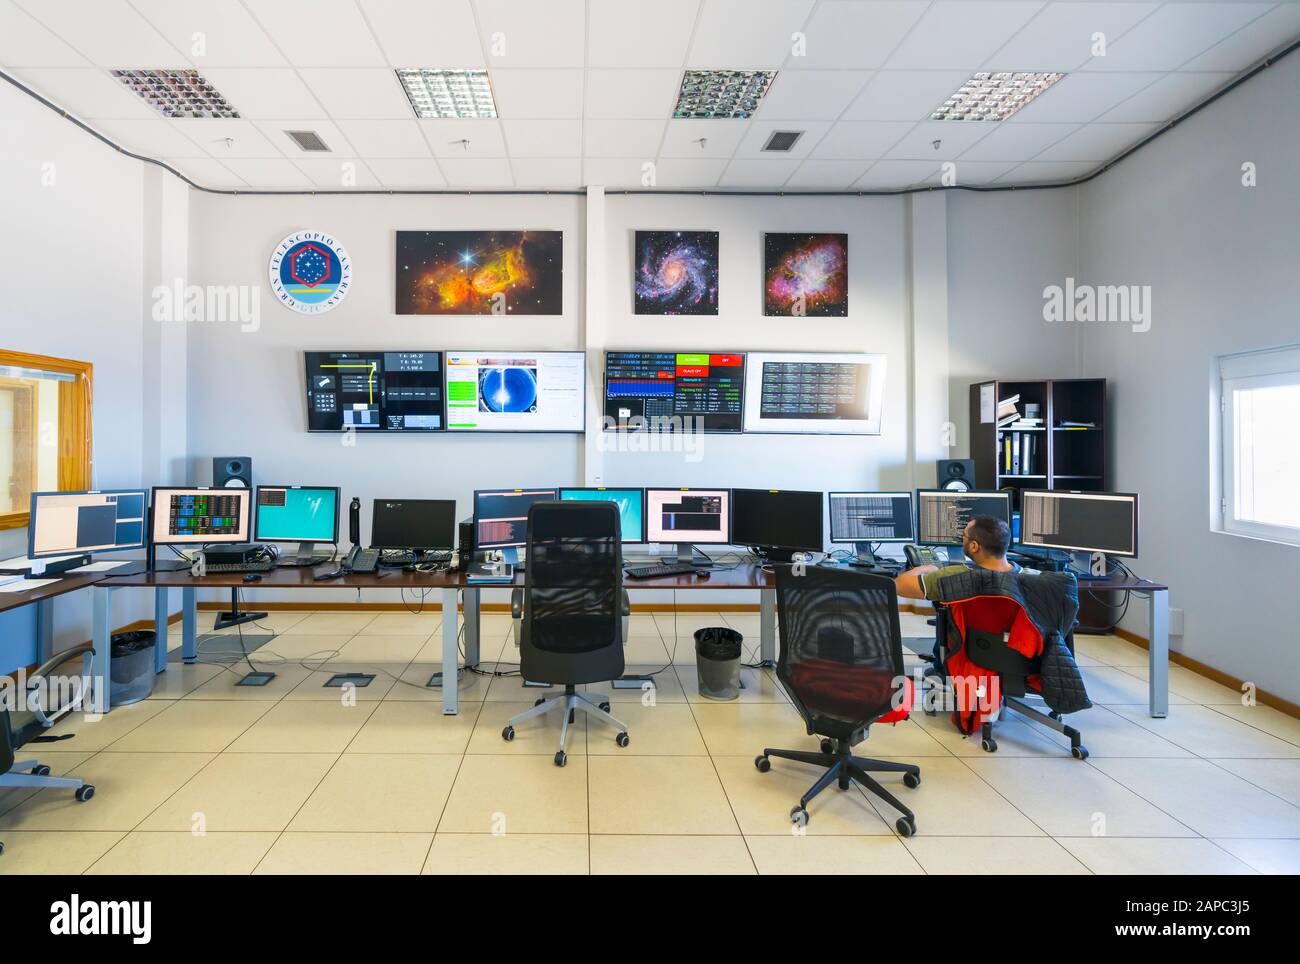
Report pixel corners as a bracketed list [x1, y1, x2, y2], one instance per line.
[243, 573, 262, 583]
[694, 569, 711, 579]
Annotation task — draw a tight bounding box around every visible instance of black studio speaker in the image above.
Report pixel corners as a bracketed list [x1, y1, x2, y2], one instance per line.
[937, 459, 976, 492]
[349, 497, 361, 546]
[213, 456, 252, 488]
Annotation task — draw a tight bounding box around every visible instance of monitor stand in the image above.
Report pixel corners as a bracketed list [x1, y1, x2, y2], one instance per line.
[848, 542, 878, 567]
[1072, 549, 1109, 580]
[665, 543, 712, 567]
[213, 588, 267, 631]
[293, 541, 321, 566]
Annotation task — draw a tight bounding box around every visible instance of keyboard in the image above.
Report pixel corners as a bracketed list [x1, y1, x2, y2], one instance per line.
[624, 563, 701, 580]
[204, 560, 272, 574]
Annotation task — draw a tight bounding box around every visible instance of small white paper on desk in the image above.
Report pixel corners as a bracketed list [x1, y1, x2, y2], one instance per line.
[0, 578, 60, 593]
[67, 560, 132, 573]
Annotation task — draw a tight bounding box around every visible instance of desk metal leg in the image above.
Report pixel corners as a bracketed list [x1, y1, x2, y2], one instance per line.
[441, 588, 460, 715]
[181, 587, 197, 663]
[35, 598, 55, 664]
[90, 587, 112, 715]
[463, 587, 480, 667]
[1148, 589, 1169, 718]
[759, 587, 777, 666]
[153, 588, 169, 674]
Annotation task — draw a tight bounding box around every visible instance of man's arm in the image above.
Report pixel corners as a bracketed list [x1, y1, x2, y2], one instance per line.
[895, 564, 938, 600]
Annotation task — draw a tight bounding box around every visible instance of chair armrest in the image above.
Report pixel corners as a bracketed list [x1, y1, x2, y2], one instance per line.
[26, 641, 95, 726]
[621, 589, 631, 617]
[511, 587, 524, 619]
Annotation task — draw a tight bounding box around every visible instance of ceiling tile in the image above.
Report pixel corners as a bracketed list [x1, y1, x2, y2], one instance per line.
[16, 0, 189, 67]
[1098, 71, 1233, 123]
[885, 119, 993, 160]
[853, 159, 940, 189]
[583, 157, 651, 189]
[957, 120, 1078, 161]
[291, 156, 380, 188]
[734, 119, 830, 158]
[717, 157, 801, 188]
[503, 118, 581, 157]
[659, 118, 750, 157]
[998, 159, 1096, 183]
[437, 155, 515, 186]
[842, 70, 972, 121]
[687, 0, 817, 70]
[358, 0, 484, 68]
[884, 1, 1044, 71]
[172, 117, 283, 157]
[1079, 3, 1274, 72]
[755, 70, 872, 121]
[511, 157, 582, 188]
[334, 118, 431, 157]
[366, 157, 447, 187]
[18, 68, 156, 119]
[91, 117, 206, 156]
[652, 157, 729, 188]
[1183, 2, 1300, 72]
[986, 2, 1158, 72]
[421, 118, 508, 157]
[489, 69, 583, 118]
[0, 2, 89, 66]
[299, 68, 411, 119]
[252, 120, 357, 157]
[200, 68, 325, 119]
[241, 0, 385, 67]
[784, 159, 873, 189]
[475, 0, 586, 68]
[1008, 72, 1157, 123]
[130, 0, 286, 67]
[162, 156, 246, 188]
[809, 121, 913, 159]
[1032, 121, 1159, 162]
[585, 69, 680, 120]
[792, 1, 929, 69]
[587, 0, 699, 68]
[220, 157, 314, 188]
[584, 118, 666, 158]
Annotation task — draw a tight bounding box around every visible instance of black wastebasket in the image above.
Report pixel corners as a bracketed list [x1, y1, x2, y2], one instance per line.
[694, 626, 743, 701]
[110, 630, 157, 707]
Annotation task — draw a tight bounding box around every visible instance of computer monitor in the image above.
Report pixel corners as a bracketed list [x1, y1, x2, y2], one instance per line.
[473, 488, 560, 561]
[558, 487, 645, 544]
[28, 489, 148, 559]
[253, 485, 341, 564]
[730, 489, 823, 558]
[371, 499, 458, 552]
[644, 488, 731, 562]
[150, 487, 251, 545]
[1019, 490, 1139, 558]
[829, 491, 914, 565]
[304, 350, 445, 431]
[444, 351, 585, 432]
[603, 351, 745, 433]
[742, 352, 887, 435]
[916, 489, 1012, 549]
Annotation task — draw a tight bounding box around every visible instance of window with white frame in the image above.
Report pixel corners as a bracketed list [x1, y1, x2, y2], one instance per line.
[1219, 345, 1300, 546]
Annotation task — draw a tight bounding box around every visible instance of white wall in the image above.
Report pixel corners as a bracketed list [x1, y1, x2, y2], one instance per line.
[1078, 54, 1300, 704]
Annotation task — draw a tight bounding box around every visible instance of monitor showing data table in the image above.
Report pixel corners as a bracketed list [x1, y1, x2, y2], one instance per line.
[829, 492, 914, 544]
[742, 352, 886, 434]
[916, 489, 1011, 547]
[603, 351, 745, 432]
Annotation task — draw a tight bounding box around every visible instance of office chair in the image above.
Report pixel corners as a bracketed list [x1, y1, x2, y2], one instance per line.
[756, 566, 921, 836]
[0, 642, 98, 857]
[932, 568, 1090, 758]
[501, 501, 630, 767]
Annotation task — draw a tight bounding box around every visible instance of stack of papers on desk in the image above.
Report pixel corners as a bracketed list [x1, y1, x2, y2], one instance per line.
[0, 578, 60, 593]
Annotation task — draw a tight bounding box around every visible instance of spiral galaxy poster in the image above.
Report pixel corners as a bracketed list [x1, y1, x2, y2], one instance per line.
[396, 230, 563, 315]
[763, 233, 848, 317]
[633, 230, 719, 315]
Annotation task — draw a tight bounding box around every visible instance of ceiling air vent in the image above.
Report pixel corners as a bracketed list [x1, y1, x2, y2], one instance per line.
[285, 130, 331, 152]
[762, 130, 803, 152]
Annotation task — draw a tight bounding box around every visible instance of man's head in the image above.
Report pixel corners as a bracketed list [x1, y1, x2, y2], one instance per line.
[962, 514, 1011, 564]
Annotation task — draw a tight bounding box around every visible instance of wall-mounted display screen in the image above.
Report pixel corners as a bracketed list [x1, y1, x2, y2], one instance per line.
[304, 351, 445, 431]
[742, 352, 886, 435]
[603, 351, 745, 433]
[444, 351, 585, 432]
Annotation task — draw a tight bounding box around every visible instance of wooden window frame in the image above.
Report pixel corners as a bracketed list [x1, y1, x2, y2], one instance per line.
[0, 349, 93, 531]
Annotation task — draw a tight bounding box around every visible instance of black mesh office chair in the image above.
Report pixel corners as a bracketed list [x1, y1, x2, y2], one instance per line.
[1, 642, 98, 857]
[500, 501, 630, 766]
[756, 565, 921, 836]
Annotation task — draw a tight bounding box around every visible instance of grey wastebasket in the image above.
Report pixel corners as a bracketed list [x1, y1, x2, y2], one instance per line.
[110, 630, 157, 707]
[694, 626, 743, 701]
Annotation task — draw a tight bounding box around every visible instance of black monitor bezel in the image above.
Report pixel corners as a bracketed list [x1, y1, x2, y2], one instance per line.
[827, 490, 915, 545]
[915, 488, 1012, 548]
[149, 486, 252, 546]
[303, 349, 447, 433]
[642, 486, 733, 546]
[253, 484, 342, 545]
[1017, 489, 1140, 558]
[729, 487, 824, 553]
[557, 487, 647, 544]
[27, 488, 149, 559]
[369, 498, 458, 551]
[601, 349, 747, 435]
[472, 487, 561, 550]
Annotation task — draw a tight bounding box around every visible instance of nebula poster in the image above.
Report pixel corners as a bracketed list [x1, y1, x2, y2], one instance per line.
[763, 232, 848, 317]
[396, 230, 563, 315]
[633, 230, 719, 315]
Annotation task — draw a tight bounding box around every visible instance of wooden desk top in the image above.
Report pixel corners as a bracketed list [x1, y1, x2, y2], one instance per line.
[1074, 573, 1168, 593]
[0, 572, 112, 614]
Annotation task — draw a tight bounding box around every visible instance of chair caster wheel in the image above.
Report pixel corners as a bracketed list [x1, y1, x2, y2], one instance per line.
[820, 738, 834, 754]
[0, 841, 4, 856]
[790, 806, 808, 827]
[903, 771, 921, 789]
[534, 697, 546, 706]
[616, 731, 630, 748]
[501, 726, 515, 742]
[32, 765, 51, 776]
[837, 777, 851, 791]
[1071, 744, 1089, 760]
[554, 750, 567, 767]
[599, 702, 611, 713]
[981, 737, 997, 753]
[895, 816, 916, 837]
[754, 755, 771, 773]
[75, 785, 95, 802]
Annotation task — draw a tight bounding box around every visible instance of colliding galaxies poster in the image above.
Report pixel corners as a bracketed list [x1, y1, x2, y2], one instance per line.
[633, 230, 720, 315]
[396, 230, 563, 315]
[763, 232, 848, 316]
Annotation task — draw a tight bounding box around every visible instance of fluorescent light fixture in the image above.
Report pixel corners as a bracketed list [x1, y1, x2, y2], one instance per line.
[930, 71, 1064, 121]
[396, 69, 497, 119]
[110, 69, 239, 118]
[674, 70, 776, 119]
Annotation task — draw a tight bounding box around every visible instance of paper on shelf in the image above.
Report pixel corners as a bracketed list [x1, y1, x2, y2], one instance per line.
[0, 578, 60, 593]
[67, 560, 132, 573]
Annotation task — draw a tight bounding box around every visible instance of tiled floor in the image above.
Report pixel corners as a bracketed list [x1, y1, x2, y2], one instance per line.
[2, 609, 1298, 875]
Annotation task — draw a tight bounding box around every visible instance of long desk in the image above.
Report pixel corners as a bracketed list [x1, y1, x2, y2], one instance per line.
[1075, 573, 1171, 717]
[0, 572, 111, 669]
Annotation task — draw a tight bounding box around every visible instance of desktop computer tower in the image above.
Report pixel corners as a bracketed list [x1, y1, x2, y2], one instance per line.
[456, 518, 475, 570]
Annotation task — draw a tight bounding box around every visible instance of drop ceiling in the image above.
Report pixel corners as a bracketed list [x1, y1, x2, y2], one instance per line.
[1, 0, 1297, 192]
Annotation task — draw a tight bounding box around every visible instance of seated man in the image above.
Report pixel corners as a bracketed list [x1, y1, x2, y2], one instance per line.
[895, 514, 1026, 601]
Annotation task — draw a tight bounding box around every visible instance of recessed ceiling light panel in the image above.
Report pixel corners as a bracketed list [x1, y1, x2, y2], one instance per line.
[674, 70, 776, 119]
[930, 71, 1064, 121]
[396, 69, 497, 119]
[110, 69, 239, 118]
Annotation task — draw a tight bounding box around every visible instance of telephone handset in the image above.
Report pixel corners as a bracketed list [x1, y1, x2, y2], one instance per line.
[904, 545, 942, 569]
